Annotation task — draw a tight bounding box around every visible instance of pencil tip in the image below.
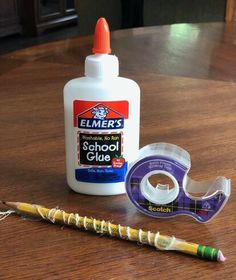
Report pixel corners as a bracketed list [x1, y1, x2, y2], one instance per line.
[218, 250, 226, 262]
[1, 201, 18, 208]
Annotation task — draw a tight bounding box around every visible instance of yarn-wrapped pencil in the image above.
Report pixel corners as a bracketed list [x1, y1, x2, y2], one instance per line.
[1, 201, 225, 262]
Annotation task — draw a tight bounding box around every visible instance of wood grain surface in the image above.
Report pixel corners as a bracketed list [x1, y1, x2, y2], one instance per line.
[0, 22, 235, 280]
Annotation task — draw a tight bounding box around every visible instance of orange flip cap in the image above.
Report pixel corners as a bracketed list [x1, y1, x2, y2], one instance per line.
[92, 18, 111, 54]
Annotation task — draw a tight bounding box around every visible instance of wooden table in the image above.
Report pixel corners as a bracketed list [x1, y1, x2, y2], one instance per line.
[0, 22, 235, 280]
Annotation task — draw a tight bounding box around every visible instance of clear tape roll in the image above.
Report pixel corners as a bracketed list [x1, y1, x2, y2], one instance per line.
[125, 143, 231, 222]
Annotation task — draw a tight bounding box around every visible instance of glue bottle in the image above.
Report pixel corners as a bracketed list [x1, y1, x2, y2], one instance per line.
[63, 18, 140, 195]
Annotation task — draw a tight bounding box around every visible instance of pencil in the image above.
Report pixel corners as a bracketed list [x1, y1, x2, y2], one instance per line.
[1, 201, 225, 262]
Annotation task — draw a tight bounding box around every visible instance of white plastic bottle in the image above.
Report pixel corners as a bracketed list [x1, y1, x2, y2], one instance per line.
[63, 18, 140, 195]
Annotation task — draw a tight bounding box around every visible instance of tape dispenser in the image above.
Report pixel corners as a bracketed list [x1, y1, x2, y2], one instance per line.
[125, 143, 231, 222]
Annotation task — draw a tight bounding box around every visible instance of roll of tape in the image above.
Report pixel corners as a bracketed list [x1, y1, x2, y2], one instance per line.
[125, 143, 231, 222]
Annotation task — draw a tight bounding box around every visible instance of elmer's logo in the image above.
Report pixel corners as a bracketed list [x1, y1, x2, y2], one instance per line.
[74, 101, 128, 130]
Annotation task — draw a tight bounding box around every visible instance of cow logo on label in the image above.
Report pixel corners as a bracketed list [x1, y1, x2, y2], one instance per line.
[91, 106, 108, 119]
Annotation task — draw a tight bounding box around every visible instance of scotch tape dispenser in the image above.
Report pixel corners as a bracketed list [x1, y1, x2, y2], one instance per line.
[125, 143, 231, 222]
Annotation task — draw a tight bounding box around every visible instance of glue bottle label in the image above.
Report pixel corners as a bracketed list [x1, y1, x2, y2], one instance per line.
[73, 100, 129, 183]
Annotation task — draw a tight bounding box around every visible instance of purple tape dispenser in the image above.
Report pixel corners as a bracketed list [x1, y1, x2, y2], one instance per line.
[125, 143, 231, 222]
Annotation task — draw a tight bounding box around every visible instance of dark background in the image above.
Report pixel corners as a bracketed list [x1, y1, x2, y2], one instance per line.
[0, 0, 228, 54]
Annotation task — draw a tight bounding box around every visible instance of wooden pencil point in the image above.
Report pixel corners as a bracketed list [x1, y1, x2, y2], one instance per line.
[2, 201, 18, 208]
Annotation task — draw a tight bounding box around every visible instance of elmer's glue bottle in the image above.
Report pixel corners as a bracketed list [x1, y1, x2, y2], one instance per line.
[63, 18, 140, 195]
